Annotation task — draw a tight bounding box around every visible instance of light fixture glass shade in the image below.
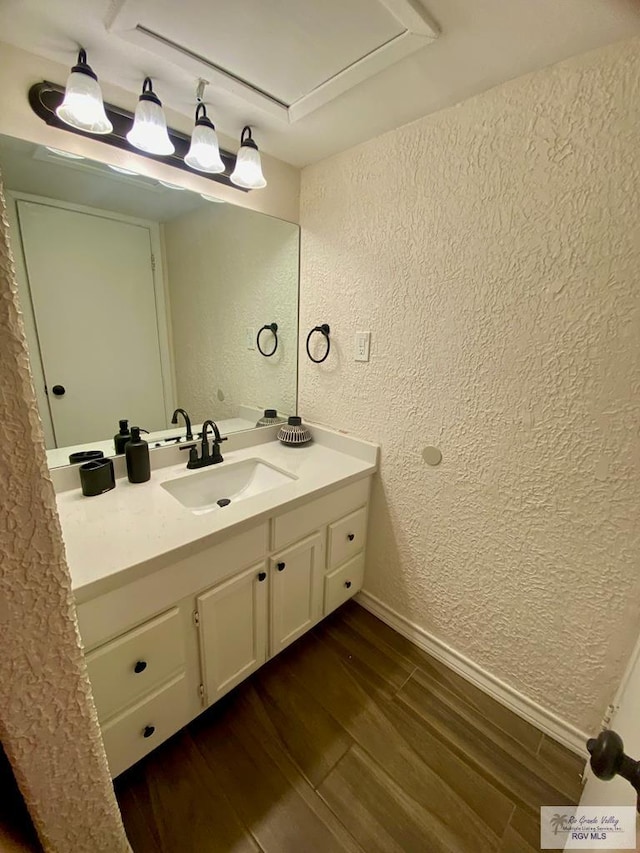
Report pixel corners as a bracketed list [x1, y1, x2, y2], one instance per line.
[230, 126, 266, 189]
[126, 78, 174, 156]
[55, 50, 113, 134]
[185, 104, 224, 173]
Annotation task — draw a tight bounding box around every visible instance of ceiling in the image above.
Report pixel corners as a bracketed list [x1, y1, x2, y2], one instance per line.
[0, 0, 639, 167]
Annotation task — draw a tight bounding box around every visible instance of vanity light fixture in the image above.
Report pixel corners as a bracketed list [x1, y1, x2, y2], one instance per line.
[230, 126, 266, 189]
[200, 193, 225, 203]
[126, 78, 174, 156]
[184, 103, 225, 174]
[55, 49, 113, 134]
[158, 180, 186, 190]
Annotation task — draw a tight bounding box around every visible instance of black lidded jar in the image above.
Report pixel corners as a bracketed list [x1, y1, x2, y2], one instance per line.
[125, 426, 150, 483]
[114, 419, 131, 454]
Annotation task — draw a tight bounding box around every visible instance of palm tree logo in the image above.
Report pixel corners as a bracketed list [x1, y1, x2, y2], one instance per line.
[550, 814, 569, 835]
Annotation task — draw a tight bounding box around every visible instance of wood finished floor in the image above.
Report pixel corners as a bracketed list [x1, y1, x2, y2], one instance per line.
[115, 602, 585, 853]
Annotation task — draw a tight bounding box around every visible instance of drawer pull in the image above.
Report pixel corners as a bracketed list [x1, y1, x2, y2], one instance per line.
[133, 660, 147, 674]
[347, 533, 355, 541]
[344, 581, 352, 589]
[143, 725, 155, 739]
[277, 562, 286, 572]
[258, 571, 267, 582]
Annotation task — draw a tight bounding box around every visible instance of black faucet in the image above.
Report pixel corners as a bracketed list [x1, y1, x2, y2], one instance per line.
[180, 419, 227, 469]
[171, 408, 193, 441]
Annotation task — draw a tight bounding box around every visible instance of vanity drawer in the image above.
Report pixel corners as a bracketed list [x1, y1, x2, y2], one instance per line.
[327, 507, 367, 570]
[86, 607, 185, 722]
[272, 477, 370, 551]
[101, 673, 191, 778]
[324, 553, 365, 616]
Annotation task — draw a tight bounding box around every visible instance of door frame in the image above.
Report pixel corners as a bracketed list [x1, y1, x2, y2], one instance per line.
[6, 190, 176, 447]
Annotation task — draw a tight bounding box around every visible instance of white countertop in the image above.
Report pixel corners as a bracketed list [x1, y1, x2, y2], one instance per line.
[58, 434, 377, 603]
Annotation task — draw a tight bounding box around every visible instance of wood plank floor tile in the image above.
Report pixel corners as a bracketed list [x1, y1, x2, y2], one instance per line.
[312, 611, 416, 700]
[381, 696, 515, 837]
[253, 655, 353, 787]
[319, 744, 489, 853]
[276, 632, 501, 851]
[190, 684, 360, 853]
[536, 735, 585, 801]
[230, 683, 364, 853]
[342, 603, 543, 754]
[500, 807, 563, 853]
[396, 671, 577, 816]
[116, 729, 259, 853]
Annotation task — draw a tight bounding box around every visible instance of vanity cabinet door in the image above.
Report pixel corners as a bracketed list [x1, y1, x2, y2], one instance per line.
[270, 533, 324, 656]
[197, 563, 268, 705]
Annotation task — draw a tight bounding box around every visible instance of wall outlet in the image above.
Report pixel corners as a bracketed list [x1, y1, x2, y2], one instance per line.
[246, 327, 255, 350]
[355, 331, 371, 362]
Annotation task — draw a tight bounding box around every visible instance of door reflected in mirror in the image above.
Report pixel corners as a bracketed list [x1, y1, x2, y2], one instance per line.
[0, 134, 299, 468]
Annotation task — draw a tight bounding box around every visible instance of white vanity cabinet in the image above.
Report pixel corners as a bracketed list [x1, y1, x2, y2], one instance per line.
[270, 532, 324, 654]
[76, 475, 372, 778]
[197, 563, 268, 705]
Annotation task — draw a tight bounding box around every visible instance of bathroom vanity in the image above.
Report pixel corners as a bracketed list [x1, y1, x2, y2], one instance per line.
[55, 424, 378, 777]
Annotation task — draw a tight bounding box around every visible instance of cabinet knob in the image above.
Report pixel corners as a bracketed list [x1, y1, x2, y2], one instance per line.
[277, 562, 286, 571]
[134, 660, 147, 674]
[143, 725, 155, 739]
[258, 571, 267, 582]
[344, 580, 352, 589]
[347, 533, 355, 541]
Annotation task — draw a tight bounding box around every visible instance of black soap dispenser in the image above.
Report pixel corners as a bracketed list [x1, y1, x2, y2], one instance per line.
[114, 419, 131, 454]
[125, 427, 150, 483]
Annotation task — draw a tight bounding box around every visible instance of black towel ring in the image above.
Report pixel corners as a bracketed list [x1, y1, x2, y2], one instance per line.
[306, 324, 331, 364]
[257, 323, 278, 357]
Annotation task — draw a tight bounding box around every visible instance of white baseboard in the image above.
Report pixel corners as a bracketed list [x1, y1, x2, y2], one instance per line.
[356, 590, 589, 757]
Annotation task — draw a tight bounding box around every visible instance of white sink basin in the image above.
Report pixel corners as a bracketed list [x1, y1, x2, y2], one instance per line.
[161, 458, 296, 514]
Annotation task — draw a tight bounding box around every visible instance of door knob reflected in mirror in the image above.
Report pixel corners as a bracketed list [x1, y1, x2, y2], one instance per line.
[51, 384, 66, 396]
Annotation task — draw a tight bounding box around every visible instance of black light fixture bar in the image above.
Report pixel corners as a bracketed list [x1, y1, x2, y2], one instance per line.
[28, 80, 248, 192]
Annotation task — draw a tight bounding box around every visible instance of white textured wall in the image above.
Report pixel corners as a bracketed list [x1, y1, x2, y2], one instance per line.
[299, 37, 640, 733]
[164, 203, 299, 423]
[0, 178, 130, 848]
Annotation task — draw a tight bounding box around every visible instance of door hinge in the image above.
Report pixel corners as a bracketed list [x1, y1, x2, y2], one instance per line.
[601, 703, 617, 729]
[199, 683, 206, 706]
[193, 610, 200, 627]
[150, 252, 156, 273]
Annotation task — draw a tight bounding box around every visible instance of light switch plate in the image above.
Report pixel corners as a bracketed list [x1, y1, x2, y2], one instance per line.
[246, 327, 255, 350]
[355, 331, 371, 362]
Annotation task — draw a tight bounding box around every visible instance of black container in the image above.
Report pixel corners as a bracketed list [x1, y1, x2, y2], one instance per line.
[125, 426, 150, 483]
[114, 419, 131, 454]
[79, 458, 115, 497]
[69, 450, 104, 465]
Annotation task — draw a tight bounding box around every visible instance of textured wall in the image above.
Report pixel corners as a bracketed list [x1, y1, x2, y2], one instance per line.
[299, 37, 640, 733]
[164, 203, 299, 423]
[0, 176, 130, 850]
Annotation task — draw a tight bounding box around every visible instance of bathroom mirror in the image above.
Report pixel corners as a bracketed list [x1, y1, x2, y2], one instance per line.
[0, 134, 299, 468]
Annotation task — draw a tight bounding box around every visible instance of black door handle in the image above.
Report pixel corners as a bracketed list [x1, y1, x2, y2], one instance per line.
[52, 384, 66, 397]
[134, 660, 147, 674]
[344, 581, 352, 589]
[143, 725, 155, 738]
[277, 562, 285, 571]
[588, 730, 640, 812]
[258, 571, 267, 582]
[347, 533, 355, 541]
